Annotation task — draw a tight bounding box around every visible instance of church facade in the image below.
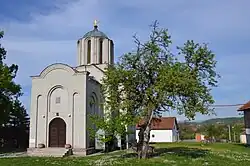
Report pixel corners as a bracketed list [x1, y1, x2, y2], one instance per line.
[28, 23, 115, 152]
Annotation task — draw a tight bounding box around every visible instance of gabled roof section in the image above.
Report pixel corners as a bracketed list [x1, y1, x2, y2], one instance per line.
[136, 117, 178, 130]
[76, 64, 105, 73]
[31, 63, 77, 79]
[238, 101, 250, 111]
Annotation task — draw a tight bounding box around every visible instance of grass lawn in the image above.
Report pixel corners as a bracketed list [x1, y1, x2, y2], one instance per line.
[0, 142, 250, 166]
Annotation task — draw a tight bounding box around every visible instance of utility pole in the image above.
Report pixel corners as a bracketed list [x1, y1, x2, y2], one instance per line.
[228, 125, 231, 142]
[126, 127, 129, 149]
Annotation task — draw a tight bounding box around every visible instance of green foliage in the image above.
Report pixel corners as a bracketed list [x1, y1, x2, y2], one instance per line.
[0, 31, 23, 126]
[178, 123, 196, 140]
[201, 117, 244, 125]
[201, 124, 223, 140]
[0, 30, 29, 128]
[91, 21, 219, 146]
[201, 123, 244, 142]
[179, 118, 245, 142]
[0, 143, 250, 165]
[231, 123, 244, 142]
[8, 100, 29, 128]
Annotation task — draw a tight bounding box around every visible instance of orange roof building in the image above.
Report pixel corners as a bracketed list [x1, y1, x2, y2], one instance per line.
[135, 117, 179, 143]
[238, 101, 250, 145]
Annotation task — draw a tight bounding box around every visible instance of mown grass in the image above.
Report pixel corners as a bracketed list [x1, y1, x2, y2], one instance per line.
[0, 142, 250, 166]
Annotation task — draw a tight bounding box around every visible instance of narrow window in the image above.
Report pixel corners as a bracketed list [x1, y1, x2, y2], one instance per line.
[99, 39, 103, 64]
[87, 40, 91, 64]
[55, 97, 61, 104]
[110, 41, 114, 64]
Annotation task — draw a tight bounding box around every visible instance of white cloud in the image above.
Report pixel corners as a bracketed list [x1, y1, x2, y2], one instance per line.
[1, 0, 250, 120]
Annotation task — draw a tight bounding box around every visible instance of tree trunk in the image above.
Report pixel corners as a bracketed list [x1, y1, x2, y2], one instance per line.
[137, 105, 154, 159]
[137, 118, 152, 158]
[141, 125, 150, 158]
[137, 128, 144, 158]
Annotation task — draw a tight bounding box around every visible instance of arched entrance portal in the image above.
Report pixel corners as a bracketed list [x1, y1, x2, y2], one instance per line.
[49, 118, 66, 147]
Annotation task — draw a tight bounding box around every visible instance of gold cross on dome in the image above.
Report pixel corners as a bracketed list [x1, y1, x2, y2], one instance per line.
[94, 20, 99, 27]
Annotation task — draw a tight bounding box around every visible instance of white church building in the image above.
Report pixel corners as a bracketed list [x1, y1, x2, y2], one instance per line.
[27, 21, 129, 156]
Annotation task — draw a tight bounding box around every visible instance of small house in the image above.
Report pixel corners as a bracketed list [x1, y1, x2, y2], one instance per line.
[240, 131, 247, 144]
[196, 133, 205, 142]
[237, 101, 250, 145]
[136, 117, 179, 143]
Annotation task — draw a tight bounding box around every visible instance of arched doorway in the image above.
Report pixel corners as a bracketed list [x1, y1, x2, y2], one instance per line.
[49, 118, 66, 147]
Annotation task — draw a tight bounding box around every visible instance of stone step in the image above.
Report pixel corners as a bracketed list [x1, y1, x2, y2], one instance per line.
[27, 148, 73, 157]
[29, 148, 67, 152]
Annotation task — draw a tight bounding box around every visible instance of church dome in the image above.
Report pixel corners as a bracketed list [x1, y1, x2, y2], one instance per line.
[83, 22, 108, 39]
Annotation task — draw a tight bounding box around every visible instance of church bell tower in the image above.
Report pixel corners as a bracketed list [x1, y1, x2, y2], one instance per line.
[77, 20, 114, 66]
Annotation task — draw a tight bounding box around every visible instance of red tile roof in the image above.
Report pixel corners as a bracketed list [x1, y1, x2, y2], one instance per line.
[136, 117, 178, 130]
[238, 101, 250, 111]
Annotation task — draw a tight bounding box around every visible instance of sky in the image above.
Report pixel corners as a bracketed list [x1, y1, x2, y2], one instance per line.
[0, 0, 250, 121]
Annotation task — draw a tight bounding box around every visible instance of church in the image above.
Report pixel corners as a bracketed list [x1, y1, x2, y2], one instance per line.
[28, 21, 125, 156]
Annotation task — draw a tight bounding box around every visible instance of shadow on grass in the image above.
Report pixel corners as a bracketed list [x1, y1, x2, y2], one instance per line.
[152, 147, 209, 158]
[0, 148, 26, 154]
[119, 147, 209, 159]
[232, 143, 250, 148]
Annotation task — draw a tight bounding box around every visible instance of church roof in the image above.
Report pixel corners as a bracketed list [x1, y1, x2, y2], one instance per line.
[83, 24, 108, 39]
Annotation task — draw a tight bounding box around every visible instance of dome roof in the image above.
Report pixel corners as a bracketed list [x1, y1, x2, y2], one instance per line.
[83, 25, 108, 39]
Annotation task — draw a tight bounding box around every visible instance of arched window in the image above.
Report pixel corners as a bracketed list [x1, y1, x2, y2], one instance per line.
[89, 92, 98, 115]
[110, 41, 114, 64]
[89, 96, 95, 111]
[88, 93, 98, 148]
[99, 39, 103, 64]
[87, 40, 91, 64]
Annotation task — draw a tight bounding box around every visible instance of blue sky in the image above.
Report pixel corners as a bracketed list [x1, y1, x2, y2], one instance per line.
[1, 0, 250, 121]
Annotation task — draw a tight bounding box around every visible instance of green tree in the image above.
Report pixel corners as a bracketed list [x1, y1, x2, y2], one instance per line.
[0, 31, 29, 148]
[8, 100, 29, 128]
[178, 123, 196, 140]
[0, 31, 23, 126]
[203, 124, 222, 141]
[91, 21, 219, 159]
[232, 123, 244, 142]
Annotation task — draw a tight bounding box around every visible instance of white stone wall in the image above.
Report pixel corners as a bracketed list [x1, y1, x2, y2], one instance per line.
[135, 129, 177, 143]
[29, 64, 89, 149]
[77, 37, 114, 66]
[29, 26, 132, 152]
[240, 134, 247, 144]
[86, 78, 102, 148]
[76, 64, 108, 83]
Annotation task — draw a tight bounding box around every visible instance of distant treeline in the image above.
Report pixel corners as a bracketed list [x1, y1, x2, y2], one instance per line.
[180, 117, 244, 125]
[178, 117, 244, 142]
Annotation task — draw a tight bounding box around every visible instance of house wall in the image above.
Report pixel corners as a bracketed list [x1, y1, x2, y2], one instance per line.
[136, 130, 175, 143]
[172, 122, 179, 142]
[240, 134, 247, 144]
[196, 134, 205, 142]
[244, 111, 250, 145]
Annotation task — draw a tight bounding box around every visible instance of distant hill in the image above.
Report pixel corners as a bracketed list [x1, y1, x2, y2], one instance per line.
[200, 117, 244, 125]
[179, 117, 244, 125]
